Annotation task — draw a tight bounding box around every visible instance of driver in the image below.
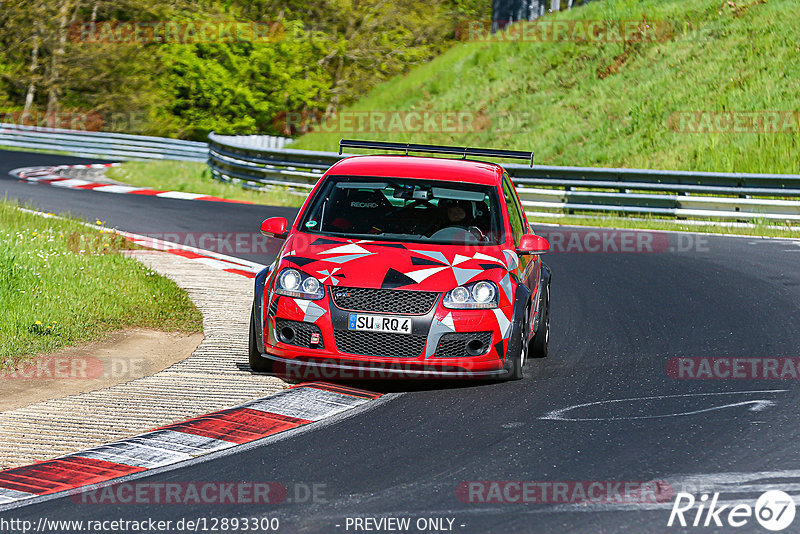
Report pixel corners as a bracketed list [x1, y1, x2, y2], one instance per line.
[431, 198, 489, 242]
[440, 199, 474, 226]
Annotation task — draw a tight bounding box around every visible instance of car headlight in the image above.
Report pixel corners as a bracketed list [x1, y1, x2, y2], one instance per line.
[275, 268, 324, 300]
[443, 280, 499, 309]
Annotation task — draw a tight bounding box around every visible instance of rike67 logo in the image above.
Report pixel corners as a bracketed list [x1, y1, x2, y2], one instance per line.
[668, 490, 796, 531]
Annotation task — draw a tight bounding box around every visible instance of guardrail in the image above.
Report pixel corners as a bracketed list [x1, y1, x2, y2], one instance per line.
[3, 122, 797, 222]
[507, 164, 800, 221]
[0, 123, 209, 161]
[207, 134, 800, 222]
[208, 131, 333, 189]
[211, 133, 292, 150]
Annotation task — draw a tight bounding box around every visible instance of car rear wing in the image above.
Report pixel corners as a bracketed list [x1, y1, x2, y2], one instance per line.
[338, 139, 534, 167]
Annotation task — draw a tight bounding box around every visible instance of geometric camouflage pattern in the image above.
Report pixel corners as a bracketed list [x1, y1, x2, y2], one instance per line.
[260, 156, 542, 374]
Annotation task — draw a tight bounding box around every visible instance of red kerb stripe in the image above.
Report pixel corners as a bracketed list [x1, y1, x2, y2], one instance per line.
[223, 268, 256, 278]
[156, 408, 311, 444]
[0, 457, 145, 495]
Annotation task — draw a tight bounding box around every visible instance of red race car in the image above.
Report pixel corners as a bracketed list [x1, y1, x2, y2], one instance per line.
[249, 140, 551, 380]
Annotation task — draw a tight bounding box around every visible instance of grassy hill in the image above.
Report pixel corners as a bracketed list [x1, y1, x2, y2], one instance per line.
[292, 0, 800, 174]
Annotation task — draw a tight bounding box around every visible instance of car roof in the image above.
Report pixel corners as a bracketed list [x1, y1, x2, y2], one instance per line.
[326, 155, 505, 186]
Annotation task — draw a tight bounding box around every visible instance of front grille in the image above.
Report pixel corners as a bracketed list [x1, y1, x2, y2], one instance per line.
[275, 319, 324, 349]
[434, 332, 493, 358]
[334, 330, 427, 358]
[331, 287, 439, 315]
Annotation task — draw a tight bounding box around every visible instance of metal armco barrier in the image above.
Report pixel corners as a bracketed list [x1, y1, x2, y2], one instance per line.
[506, 164, 800, 221]
[207, 134, 800, 222]
[3, 122, 797, 221]
[0, 123, 209, 161]
[208, 132, 334, 189]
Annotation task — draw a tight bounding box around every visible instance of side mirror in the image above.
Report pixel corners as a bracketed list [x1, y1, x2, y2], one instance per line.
[260, 217, 288, 239]
[517, 234, 549, 255]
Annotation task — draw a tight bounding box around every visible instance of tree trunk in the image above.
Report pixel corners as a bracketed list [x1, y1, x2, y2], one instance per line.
[46, 1, 74, 119]
[23, 30, 40, 117]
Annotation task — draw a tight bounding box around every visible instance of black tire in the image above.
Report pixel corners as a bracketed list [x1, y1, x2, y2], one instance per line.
[249, 305, 273, 373]
[504, 315, 525, 381]
[521, 305, 532, 367]
[530, 285, 550, 359]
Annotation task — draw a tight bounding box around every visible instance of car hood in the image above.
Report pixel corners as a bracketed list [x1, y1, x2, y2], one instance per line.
[276, 232, 518, 292]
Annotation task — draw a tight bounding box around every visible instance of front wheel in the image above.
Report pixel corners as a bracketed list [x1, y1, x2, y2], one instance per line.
[249, 305, 273, 373]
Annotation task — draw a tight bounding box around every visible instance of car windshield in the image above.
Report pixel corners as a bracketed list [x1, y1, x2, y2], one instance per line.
[300, 176, 504, 244]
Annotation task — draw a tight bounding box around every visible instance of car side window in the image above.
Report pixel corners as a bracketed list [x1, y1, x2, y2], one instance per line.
[502, 174, 525, 245]
[508, 176, 529, 230]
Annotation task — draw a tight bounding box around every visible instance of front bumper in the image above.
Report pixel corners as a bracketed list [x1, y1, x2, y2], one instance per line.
[260, 290, 513, 380]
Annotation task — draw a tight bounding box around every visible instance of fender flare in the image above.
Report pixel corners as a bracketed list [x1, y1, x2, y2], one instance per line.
[504, 282, 531, 364]
[252, 266, 272, 354]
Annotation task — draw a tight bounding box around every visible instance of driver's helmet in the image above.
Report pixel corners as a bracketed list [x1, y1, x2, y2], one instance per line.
[438, 198, 474, 225]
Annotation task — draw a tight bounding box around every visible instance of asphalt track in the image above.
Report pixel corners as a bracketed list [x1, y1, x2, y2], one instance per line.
[2, 149, 800, 533]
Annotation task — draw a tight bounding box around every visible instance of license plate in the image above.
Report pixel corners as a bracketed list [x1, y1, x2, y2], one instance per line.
[348, 314, 412, 334]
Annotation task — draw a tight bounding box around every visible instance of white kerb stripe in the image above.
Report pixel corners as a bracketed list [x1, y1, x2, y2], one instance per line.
[195, 257, 242, 270]
[71, 440, 193, 469]
[0, 487, 38, 504]
[49, 179, 93, 187]
[244, 387, 368, 421]
[92, 185, 149, 194]
[155, 191, 206, 200]
[26, 174, 63, 181]
[126, 430, 235, 457]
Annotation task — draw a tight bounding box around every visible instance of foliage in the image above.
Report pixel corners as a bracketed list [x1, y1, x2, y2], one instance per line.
[0, 0, 489, 139]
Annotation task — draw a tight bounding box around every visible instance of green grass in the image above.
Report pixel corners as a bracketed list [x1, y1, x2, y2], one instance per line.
[291, 0, 800, 175]
[106, 160, 305, 207]
[0, 201, 203, 369]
